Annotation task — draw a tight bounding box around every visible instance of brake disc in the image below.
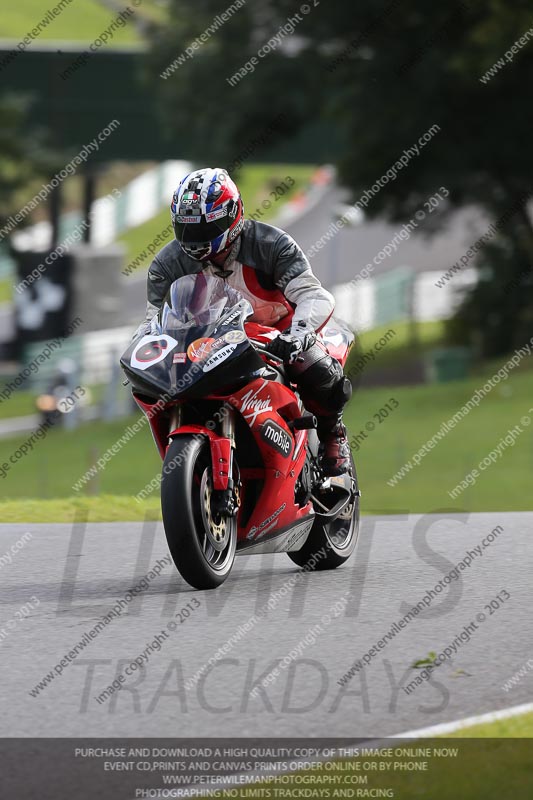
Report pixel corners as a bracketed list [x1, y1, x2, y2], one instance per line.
[200, 471, 230, 552]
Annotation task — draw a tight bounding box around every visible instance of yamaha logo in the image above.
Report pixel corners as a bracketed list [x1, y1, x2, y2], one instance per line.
[260, 421, 292, 457]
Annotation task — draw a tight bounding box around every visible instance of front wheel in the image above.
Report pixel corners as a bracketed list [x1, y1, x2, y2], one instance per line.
[288, 457, 360, 570]
[161, 436, 237, 589]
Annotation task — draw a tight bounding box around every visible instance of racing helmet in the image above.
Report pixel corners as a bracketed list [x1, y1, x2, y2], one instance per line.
[171, 167, 244, 261]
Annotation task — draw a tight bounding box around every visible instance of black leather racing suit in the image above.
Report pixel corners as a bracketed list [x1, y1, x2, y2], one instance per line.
[139, 219, 352, 432]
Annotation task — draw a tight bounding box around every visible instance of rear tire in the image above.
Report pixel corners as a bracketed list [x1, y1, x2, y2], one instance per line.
[161, 436, 237, 589]
[288, 457, 360, 570]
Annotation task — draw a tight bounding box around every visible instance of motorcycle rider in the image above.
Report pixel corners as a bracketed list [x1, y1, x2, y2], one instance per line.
[136, 167, 352, 475]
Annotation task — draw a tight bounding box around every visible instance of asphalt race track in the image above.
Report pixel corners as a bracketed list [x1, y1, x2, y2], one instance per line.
[1, 512, 531, 737]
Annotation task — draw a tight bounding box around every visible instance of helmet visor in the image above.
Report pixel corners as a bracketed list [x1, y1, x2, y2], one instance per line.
[174, 215, 232, 244]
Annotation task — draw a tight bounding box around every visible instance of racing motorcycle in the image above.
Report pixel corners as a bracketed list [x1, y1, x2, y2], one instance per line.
[120, 273, 360, 589]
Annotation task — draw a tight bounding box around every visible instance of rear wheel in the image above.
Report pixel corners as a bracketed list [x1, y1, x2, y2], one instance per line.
[161, 436, 237, 589]
[288, 456, 360, 570]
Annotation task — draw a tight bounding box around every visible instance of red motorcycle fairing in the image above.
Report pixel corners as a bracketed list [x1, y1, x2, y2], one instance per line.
[229, 376, 314, 547]
[133, 393, 176, 459]
[244, 321, 282, 347]
[166, 425, 232, 491]
[139, 373, 315, 548]
[246, 319, 355, 367]
[131, 313, 351, 552]
[318, 320, 355, 367]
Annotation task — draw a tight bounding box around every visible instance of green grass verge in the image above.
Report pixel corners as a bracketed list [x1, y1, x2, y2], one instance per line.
[118, 207, 172, 276]
[118, 0, 168, 25]
[237, 164, 316, 222]
[195, 715, 533, 800]
[349, 319, 533, 383]
[205, 741, 533, 800]
[0, 495, 159, 523]
[118, 164, 317, 276]
[0, 384, 107, 420]
[347, 364, 533, 514]
[1, 0, 146, 44]
[0, 412, 161, 498]
[450, 711, 533, 737]
[349, 319, 447, 374]
[0, 390, 37, 419]
[0, 279, 12, 304]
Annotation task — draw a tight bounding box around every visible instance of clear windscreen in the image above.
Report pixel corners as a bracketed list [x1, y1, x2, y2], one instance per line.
[159, 273, 252, 332]
[122, 271, 261, 399]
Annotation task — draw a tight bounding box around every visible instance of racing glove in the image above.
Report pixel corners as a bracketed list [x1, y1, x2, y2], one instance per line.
[131, 321, 151, 341]
[267, 321, 317, 364]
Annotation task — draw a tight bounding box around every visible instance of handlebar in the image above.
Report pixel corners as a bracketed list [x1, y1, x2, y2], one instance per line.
[252, 341, 304, 365]
[252, 341, 285, 366]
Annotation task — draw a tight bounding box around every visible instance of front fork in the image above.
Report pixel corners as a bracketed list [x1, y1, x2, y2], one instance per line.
[212, 406, 240, 518]
[169, 405, 183, 433]
[167, 404, 239, 516]
[220, 405, 235, 474]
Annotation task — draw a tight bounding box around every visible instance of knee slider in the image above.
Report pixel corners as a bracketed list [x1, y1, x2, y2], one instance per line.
[303, 367, 350, 416]
[328, 374, 351, 412]
[337, 375, 352, 404]
[308, 352, 343, 389]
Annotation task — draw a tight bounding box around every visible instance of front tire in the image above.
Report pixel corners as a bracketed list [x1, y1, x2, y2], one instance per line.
[288, 457, 360, 570]
[161, 436, 237, 589]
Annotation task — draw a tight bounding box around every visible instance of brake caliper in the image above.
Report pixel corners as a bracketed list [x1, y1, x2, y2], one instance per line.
[211, 479, 241, 517]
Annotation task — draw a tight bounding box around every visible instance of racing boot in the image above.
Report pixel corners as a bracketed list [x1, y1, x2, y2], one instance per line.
[319, 418, 351, 476]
